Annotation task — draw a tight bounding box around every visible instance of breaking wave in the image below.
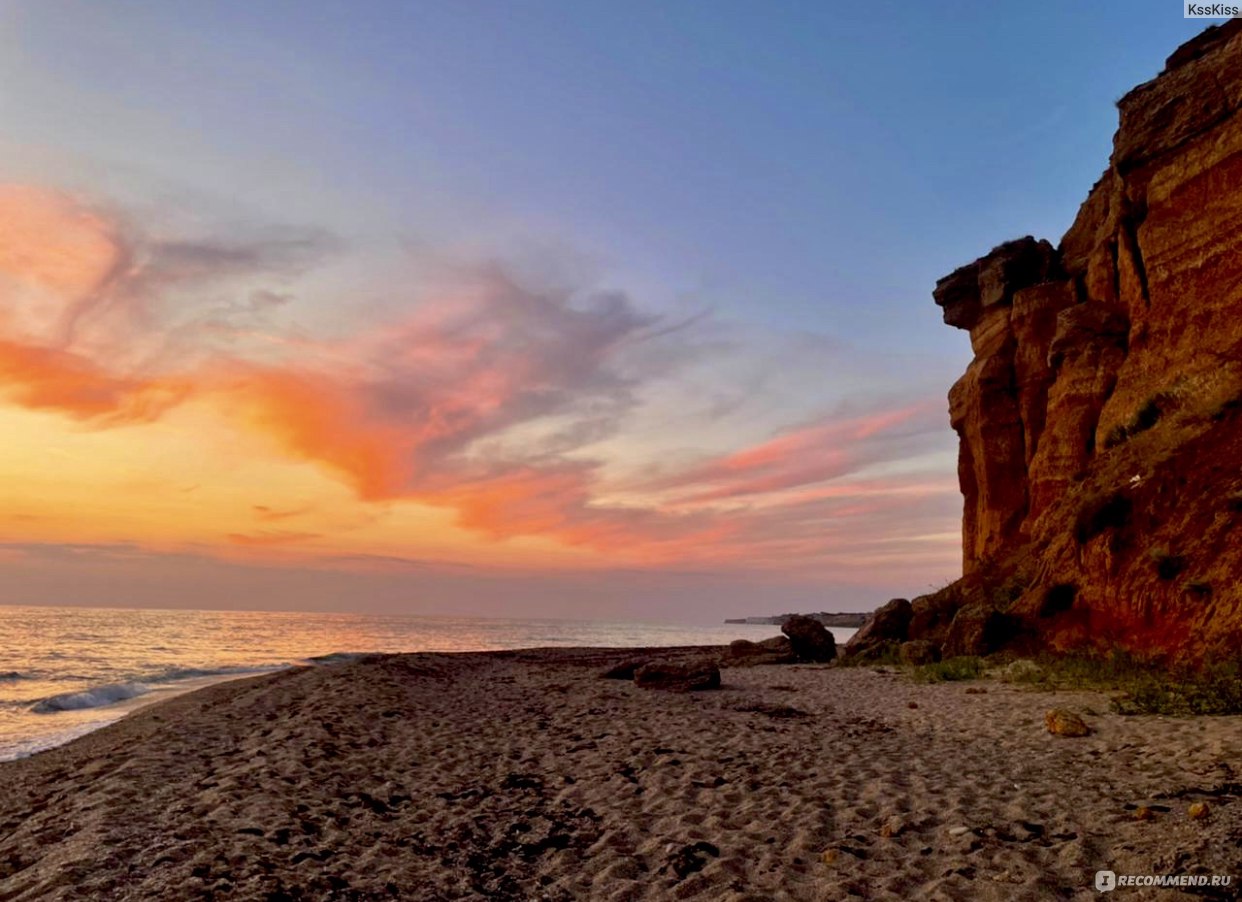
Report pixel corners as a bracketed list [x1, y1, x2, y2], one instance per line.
[31, 682, 151, 714]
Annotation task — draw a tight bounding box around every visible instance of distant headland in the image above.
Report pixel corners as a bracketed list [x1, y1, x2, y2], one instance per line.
[724, 612, 868, 628]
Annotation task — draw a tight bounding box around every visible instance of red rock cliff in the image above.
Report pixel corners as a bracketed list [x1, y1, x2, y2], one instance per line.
[926, 21, 1242, 663]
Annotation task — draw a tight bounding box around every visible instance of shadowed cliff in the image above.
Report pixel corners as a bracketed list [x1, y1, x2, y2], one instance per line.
[852, 20, 1242, 665]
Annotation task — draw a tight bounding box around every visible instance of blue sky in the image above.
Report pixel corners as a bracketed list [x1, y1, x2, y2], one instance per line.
[0, 2, 1216, 618]
[2, 1, 1206, 338]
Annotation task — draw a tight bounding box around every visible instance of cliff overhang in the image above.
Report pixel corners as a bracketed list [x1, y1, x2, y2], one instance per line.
[851, 20, 1242, 665]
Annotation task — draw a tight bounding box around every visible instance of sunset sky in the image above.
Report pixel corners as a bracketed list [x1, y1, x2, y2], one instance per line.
[0, 2, 1209, 620]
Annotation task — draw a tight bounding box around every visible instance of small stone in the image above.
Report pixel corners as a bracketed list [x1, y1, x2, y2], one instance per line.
[820, 849, 837, 864]
[1044, 708, 1091, 737]
[947, 826, 971, 837]
[1188, 802, 1210, 820]
[964, 687, 987, 695]
[879, 816, 904, 838]
[907, 701, 919, 710]
[1133, 806, 1154, 821]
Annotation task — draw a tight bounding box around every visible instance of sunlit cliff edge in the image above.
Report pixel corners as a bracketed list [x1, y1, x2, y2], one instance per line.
[850, 21, 1242, 664]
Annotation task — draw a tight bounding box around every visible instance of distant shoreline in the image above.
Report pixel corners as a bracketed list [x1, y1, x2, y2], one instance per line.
[724, 611, 868, 628]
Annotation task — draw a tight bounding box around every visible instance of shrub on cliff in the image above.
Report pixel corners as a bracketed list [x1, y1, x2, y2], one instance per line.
[1073, 490, 1132, 544]
[1103, 391, 1172, 448]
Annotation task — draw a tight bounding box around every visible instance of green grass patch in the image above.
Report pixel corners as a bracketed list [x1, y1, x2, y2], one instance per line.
[1002, 652, 1242, 716]
[1007, 651, 1149, 689]
[911, 656, 984, 683]
[1114, 663, 1242, 716]
[838, 641, 902, 667]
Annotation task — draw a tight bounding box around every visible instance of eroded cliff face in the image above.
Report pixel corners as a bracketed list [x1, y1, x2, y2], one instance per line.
[878, 22, 1242, 664]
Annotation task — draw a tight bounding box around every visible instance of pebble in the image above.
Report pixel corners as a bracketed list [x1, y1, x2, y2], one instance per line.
[948, 826, 971, 837]
[1188, 802, 1210, 820]
[879, 816, 904, 838]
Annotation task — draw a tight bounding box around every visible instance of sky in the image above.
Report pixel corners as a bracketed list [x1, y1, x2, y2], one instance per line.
[0, 1, 1214, 621]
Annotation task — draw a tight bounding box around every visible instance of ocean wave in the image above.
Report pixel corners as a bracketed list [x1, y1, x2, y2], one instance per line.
[304, 652, 368, 665]
[31, 681, 150, 714]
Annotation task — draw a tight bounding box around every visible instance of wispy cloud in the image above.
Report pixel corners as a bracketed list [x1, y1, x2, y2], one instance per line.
[0, 183, 959, 579]
[652, 403, 945, 505]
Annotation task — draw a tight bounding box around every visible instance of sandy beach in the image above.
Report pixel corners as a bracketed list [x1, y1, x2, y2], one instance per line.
[0, 648, 1239, 901]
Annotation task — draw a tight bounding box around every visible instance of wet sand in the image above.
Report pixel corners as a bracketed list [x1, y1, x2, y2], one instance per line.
[0, 647, 1239, 900]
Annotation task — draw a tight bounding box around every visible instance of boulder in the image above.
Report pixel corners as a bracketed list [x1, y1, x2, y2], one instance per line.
[908, 590, 961, 647]
[845, 598, 912, 659]
[722, 636, 796, 667]
[633, 659, 721, 692]
[898, 640, 940, 666]
[781, 615, 837, 663]
[941, 604, 1018, 658]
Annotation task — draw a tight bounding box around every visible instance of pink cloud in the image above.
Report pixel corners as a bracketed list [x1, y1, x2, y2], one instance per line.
[654, 403, 945, 504]
[0, 183, 960, 578]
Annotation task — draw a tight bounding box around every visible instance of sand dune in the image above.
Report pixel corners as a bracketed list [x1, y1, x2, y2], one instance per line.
[1, 648, 1239, 900]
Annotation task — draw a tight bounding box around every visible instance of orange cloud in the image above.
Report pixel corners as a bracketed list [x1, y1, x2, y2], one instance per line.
[0, 339, 189, 422]
[0, 183, 960, 579]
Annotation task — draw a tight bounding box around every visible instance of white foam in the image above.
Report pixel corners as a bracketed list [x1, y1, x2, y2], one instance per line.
[30, 681, 150, 714]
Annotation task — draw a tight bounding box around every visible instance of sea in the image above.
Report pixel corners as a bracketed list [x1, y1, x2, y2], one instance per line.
[0, 605, 857, 763]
